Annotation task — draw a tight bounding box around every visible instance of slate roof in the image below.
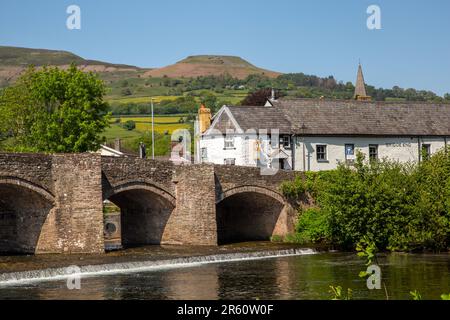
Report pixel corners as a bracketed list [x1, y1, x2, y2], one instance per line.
[227, 106, 292, 133]
[275, 99, 450, 136]
[206, 98, 450, 137]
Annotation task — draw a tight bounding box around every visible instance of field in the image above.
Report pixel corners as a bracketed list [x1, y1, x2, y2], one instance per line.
[103, 115, 193, 152]
[107, 95, 180, 106]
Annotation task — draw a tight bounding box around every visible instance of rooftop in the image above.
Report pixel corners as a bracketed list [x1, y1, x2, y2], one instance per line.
[205, 98, 450, 136]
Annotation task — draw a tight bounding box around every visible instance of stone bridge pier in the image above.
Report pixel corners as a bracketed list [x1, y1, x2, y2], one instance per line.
[0, 153, 298, 254]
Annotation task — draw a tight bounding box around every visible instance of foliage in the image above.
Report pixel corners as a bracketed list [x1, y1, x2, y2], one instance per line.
[241, 88, 282, 106]
[356, 237, 377, 266]
[329, 285, 352, 300]
[441, 293, 450, 300]
[295, 208, 330, 244]
[410, 290, 422, 300]
[0, 65, 110, 153]
[122, 131, 171, 156]
[122, 120, 136, 131]
[279, 150, 450, 251]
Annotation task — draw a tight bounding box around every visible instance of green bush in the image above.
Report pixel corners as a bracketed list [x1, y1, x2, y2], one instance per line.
[295, 208, 330, 243]
[280, 150, 450, 251]
[122, 120, 136, 131]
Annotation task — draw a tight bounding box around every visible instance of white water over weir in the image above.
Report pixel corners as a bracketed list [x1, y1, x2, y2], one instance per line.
[0, 248, 316, 286]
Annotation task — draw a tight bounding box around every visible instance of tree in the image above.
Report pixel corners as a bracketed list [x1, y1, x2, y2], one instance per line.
[199, 92, 218, 111]
[0, 65, 110, 153]
[241, 88, 281, 106]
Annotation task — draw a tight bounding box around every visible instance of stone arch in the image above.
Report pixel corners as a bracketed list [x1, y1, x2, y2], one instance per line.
[216, 185, 287, 244]
[218, 185, 285, 205]
[103, 179, 176, 247]
[0, 177, 55, 204]
[104, 179, 176, 206]
[0, 177, 55, 254]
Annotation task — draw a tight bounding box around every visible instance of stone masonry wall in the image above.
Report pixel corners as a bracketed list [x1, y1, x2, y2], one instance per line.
[163, 164, 218, 245]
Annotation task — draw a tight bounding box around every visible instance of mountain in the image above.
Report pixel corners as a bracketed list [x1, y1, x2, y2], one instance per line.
[144, 55, 281, 79]
[0, 46, 146, 87]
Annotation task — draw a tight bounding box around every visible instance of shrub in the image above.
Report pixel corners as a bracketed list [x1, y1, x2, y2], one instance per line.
[122, 120, 136, 131]
[295, 207, 330, 243]
[280, 150, 450, 251]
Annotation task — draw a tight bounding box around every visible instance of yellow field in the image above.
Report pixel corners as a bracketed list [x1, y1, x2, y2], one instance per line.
[115, 116, 185, 124]
[108, 96, 180, 105]
[109, 115, 191, 134]
[135, 122, 191, 134]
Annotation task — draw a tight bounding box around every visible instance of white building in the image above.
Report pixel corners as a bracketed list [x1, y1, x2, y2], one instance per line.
[199, 96, 450, 172]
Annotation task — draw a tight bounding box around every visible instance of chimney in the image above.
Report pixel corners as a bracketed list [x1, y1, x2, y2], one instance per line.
[270, 88, 276, 101]
[198, 104, 212, 134]
[114, 138, 121, 152]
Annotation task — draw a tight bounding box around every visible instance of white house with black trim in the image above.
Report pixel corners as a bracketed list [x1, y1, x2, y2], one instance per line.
[198, 98, 450, 171]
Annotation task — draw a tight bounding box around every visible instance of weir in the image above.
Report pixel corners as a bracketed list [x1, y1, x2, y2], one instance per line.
[0, 248, 316, 286]
[0, 153, 300, 254]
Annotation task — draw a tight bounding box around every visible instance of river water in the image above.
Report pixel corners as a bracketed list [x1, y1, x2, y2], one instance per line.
[0, 243, 449, 300]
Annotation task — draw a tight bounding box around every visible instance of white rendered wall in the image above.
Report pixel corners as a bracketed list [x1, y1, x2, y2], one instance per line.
[294, 136, 449, 171]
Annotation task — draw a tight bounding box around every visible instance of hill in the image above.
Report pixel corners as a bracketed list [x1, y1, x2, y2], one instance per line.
[144, 55, 280, 79]
[0, 46, 146, 87]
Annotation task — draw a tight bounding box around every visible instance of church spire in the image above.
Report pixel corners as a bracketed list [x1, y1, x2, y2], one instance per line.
[354, 63, 371, 101]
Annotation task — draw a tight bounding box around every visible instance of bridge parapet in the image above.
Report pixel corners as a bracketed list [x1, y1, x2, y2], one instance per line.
[0, 153, 54, 195]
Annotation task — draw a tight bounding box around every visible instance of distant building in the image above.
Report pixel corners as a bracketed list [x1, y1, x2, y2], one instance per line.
[98, 144, 124, 157]
[198, 65, 450, 171]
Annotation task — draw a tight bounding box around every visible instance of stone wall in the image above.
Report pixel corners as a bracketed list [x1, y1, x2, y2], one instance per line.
[163, 164, 217, 245]
[0, 153, 104, 254]
[0, 153, 299, 254]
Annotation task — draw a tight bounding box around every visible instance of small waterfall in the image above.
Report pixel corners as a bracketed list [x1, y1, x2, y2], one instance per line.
[0, 248, 316, 287]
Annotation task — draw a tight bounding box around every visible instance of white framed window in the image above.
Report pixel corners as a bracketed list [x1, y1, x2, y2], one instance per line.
[316, 145, 327, 161]
[224, 136, 235, 149]
[224, 158, 236, 165]
[280, 135, 291, 149]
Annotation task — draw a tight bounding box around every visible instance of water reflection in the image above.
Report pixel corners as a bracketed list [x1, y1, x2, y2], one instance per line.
[0, 252, 449, 300]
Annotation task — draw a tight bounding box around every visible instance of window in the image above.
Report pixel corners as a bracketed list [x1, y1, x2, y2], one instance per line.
[201, 147, 208, 161]
[280, 136, 291, 149]
[369, 144, 378, 161]
[316, 145, 327, 161]
[345, 144, 355, 157]
[224, 136, 235, 149]
[422, 144, 431, 160]
[224, 158, 236, 165]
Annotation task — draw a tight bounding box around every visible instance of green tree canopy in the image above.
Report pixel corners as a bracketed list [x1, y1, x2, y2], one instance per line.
[0, 65, 110, 153]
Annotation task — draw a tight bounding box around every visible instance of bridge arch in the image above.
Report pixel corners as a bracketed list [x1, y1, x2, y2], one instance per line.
[103, 180, 176, 247]
[216, 185, 286, 244]
[0, 177, 55, 254]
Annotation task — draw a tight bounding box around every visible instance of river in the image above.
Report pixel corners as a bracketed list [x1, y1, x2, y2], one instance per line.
[0, 243, 449, 300]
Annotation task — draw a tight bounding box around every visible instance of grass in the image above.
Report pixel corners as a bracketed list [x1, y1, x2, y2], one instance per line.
[103, 115, 193, 150]
[102, 124, 142, 141]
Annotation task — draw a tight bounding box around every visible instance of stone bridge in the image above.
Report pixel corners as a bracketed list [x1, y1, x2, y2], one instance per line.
[0, 153, 298, 254]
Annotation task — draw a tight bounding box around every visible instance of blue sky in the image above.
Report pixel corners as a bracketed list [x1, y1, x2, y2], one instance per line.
[1, 0, 449, 95]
